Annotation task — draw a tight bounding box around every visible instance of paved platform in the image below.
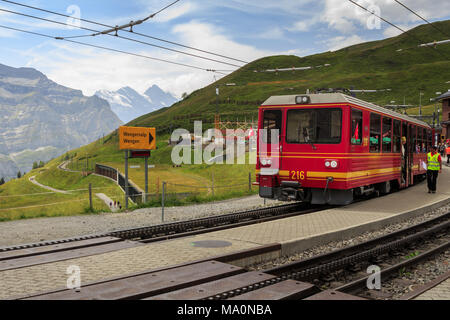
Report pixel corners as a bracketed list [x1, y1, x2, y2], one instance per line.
[1, 168, 449, 299]
[414, 278, 450, 300]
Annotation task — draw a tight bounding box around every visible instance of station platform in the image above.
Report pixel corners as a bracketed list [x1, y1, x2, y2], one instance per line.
[414, 277, 450, 300]
[1, 167, 449, 300]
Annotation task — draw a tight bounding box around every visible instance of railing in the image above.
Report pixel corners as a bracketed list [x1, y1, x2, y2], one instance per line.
[95, 164, 142, 204]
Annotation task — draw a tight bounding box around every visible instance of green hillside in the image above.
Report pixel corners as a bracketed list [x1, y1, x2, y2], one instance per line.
[129, 20, 450, 133]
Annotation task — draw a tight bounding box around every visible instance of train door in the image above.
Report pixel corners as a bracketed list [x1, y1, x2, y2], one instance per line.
[401, 122, 408, 188]
[408, 124, 416, 186]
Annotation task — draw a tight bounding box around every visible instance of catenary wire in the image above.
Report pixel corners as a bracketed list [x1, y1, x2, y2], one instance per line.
[0, 24, 228, 74]
[0, 7, 242, 68]
[0, 0, 248, 64]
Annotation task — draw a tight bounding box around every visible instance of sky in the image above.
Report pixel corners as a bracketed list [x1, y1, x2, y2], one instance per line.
[0, 0, 449, 98]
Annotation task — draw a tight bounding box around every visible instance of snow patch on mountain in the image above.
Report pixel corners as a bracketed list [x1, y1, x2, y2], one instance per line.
[95, 85, 178, 124]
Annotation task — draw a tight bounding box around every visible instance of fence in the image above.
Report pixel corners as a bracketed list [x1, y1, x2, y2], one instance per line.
[95, 164, 202, 205]
[95, 164, 142, 204]
[0, 184, 121, 221]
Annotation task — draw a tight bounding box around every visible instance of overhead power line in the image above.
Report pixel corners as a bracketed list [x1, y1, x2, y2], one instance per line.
[393, 0, 450, 38]
[0, 7, 242, 68]
[92, 0, 181, 36]
[0, 24, 227, 74]
[0, 0, 248, 64]
[347, 0, 449, 60]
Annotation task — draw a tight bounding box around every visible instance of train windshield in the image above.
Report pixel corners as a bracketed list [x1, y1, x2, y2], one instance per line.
[286, 108, 342, 144]
[262, 110, 282, 144]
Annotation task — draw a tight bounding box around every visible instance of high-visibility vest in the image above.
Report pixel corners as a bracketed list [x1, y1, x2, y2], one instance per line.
[446, 147, 450, 155]
[427, 153, 440, 171]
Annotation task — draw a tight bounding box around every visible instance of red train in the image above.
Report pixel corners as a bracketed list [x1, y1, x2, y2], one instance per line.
[256, 93, 432, 205]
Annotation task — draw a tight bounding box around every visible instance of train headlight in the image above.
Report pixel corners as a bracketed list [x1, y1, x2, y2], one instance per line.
[325, 160, 339, 169]
[295, 96, 311, 104]
[261, 159, 268, 166]
[260, 158, 273, 166]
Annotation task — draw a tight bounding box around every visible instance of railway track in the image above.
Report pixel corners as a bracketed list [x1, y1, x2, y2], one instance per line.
[199, 211, 450, 301]
[0, 202, 321, 275]
[15, 210, 449, 300]
[0, 203, 309, 254]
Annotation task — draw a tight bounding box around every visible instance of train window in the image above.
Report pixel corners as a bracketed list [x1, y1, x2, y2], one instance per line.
[423, 128, 427, 153]
[393, 120, 401, 153]
[411, 126, 417, 153]
[286, 108, 342, 144]
[351, 109, 363, 145]
[417, 128, 423, 153]
[382, 117, 392, 153]
[370, 113, 381, 153]
[262, 110, 282, 144]
[427, 130, 432, 152]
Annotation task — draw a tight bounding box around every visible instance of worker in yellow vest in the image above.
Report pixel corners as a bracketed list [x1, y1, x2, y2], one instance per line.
[427, 146, 442, 194]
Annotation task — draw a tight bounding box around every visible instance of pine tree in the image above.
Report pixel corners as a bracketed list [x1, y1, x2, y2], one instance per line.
[17, 171, 22, 179]
[33, 161, 38, 169]
[0, 177, 5, 185]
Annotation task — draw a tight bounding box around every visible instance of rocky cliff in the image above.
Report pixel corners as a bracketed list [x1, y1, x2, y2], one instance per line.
[0, 63, 123, 180]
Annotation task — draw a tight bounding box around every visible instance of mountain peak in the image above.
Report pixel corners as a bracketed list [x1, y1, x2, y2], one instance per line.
[0, 63, 46, 80]
[95, 85, 178, 124]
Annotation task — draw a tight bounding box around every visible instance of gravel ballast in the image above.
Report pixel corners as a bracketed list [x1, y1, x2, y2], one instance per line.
[0, 195, 283, 247]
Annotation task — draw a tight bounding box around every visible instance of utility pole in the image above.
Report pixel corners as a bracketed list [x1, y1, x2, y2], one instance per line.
[124, 150, 129, 210]
[144, 156, 148, 203]
[419, 91, 422, 117]
[215, 87, 220, 130]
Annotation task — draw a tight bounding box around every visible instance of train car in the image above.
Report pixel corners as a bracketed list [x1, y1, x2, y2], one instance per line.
[256, 93, 432, 205]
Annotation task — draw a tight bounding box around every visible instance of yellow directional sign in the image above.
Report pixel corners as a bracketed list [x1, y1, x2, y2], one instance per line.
[119, 126, 156, 150]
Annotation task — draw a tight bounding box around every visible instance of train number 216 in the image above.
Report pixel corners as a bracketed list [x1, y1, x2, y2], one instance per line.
[291, 171, 305, 180]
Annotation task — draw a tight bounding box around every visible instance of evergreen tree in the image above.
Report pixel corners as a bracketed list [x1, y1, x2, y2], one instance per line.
[0, 177, 5, 185]
[17, 171, 21, 179]
[33, 161, 38, 169]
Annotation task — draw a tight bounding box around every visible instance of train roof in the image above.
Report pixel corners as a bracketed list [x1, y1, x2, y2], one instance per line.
[262, 93, 431, 128]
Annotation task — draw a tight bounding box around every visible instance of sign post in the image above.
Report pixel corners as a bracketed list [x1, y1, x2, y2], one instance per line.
[119, 126, 156, 209]
[144, 157, 148, 203]
[125, 150, 129, 209]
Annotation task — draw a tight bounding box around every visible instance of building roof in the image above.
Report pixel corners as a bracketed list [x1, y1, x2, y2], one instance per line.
[262, 93, 430, 128]
[436, 91, 450, 102]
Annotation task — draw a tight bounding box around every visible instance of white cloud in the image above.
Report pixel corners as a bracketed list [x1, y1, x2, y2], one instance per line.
[256, 27, 286, 40]
[288, 17, 320, 32]
[172, 21, 272, 63]
[321, 0, 450, 34]
[383, 23, 420, 38]
[153, 2, 197, 23]
[324, 35, 366, 51]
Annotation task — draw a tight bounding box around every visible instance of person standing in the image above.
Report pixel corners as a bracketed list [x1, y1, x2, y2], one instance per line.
[427, 146, 442, 194]
[446, 144, 450, 164]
